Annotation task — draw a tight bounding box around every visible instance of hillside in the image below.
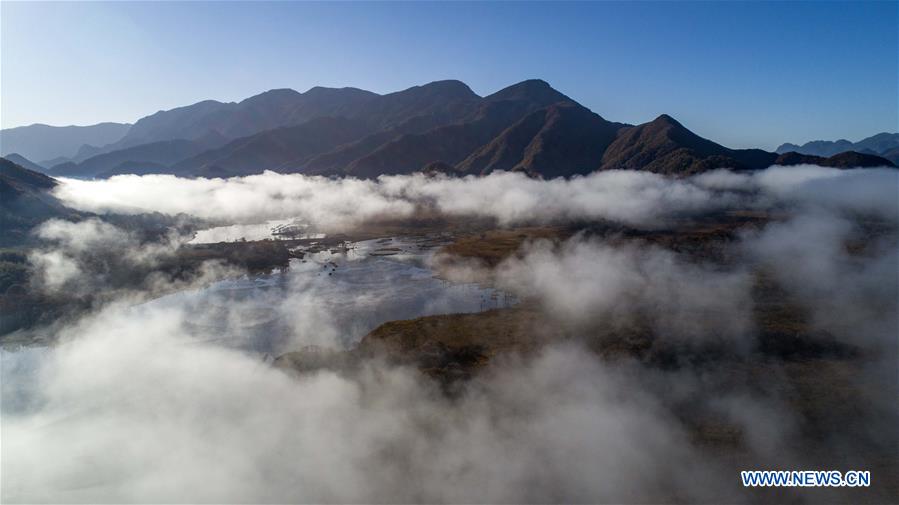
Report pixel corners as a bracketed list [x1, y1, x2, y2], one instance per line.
[170, 117, 372, 177]
[2, 153, 47, 174]
[457, 102, 628, 177]
[341, 100, 556, 177]
[0, 158, 79, 246]
[51, 135, 227, 178]
[598, 115, 777, 175]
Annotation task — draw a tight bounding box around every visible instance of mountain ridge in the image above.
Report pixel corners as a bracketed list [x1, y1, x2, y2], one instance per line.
[773, 151, 895, 169]
[2, 153, 48, 174]
[13, 80, 897, 181]
[598, 114, 778, 175]
[776, 132, 899, 160]
[0, 122, 131, 164]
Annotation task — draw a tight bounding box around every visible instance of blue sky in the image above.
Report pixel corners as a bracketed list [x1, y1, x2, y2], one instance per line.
[1, 1, 896, 149]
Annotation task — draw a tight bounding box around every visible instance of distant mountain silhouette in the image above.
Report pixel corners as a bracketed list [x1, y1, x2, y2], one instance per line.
[172, 80, 561, 178]
[0, 158, 79, 246]
[171, 117, 372, 177]
[16, 79, 895, 181]
[598, 114, 776, 175]
[51, 134, 228, 179]
[482, 79, 572, 107]
[81, 80, 485, 178]
[115, 100, 231, 148]
[39, 143, 108, 167]
[0, 122, 130, 164]
[776, 133, 899, 159]
[2, 153, 48, 174]
[101, 161, 171, 178]
[777, 140, 852, 157]
[880, 147, 899, 165]
[114, 87, 378, 151]
[774, 151, 895, 168]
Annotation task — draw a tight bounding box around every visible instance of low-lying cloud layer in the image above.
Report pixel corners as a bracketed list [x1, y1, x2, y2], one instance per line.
[494, 238, 754, 345]
[28, 219, 186, 293]
[53, 165, 898, 230]
[2, 311, 738, 503]
[3, 165, 897, 503]
[25, 218, 235, 305]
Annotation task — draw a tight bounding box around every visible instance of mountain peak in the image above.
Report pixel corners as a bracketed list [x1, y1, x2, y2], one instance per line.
[510, 78, 552, 89]
[485, 79, 572, 107]
[262, 88, 300, 95]
[599, 113, 779, 175]
[866, 132, 898, 141]
[304, 86, 378, 98]
[651, 114, 682, 127]
[426, 79, 470, 87]
[419, 80, 479, 98]
[379, 80, 480, 104]
[3, 153, 47, 174]
[239, 88, 302, 106]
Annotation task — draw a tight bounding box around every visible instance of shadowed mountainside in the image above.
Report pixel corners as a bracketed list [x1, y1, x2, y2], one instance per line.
[20, 80, 898, 181]
[170, 117, 373, 177]
[339, 82, 570, 178]
[0, 158, 80, 246]
[598, 114, 778, 175]
[456, 102, 628, 177]
[113, 87, 378, 150]
[51, 134, 228, 179]
[118, 79, 783, 179]
[2, 153, 47, 174]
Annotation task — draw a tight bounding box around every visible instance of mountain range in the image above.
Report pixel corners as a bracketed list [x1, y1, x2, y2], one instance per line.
[777, 132, 899, 165]
[2, 79, 895, 181]
[0, 122, 131, 165]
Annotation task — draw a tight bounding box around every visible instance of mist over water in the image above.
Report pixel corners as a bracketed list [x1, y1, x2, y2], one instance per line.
[142, 238, 507, 354]
[2, 166, 897, 503]
[187, 218, 324, 243]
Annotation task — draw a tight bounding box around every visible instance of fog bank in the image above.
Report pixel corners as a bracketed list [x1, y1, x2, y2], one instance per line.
[53, 165, 898, 230]
[3, 164, 896, 503]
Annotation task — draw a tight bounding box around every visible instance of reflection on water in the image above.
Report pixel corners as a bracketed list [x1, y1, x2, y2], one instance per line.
[147, 236, 511, 354]
[189, 219, 325, 244]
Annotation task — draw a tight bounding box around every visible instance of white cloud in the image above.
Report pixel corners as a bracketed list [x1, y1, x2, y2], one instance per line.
[1, 302, 732, 503]
[492, 237, 754, 346]
[6, 163, 896, 503]
[53, 167, 898, 233]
